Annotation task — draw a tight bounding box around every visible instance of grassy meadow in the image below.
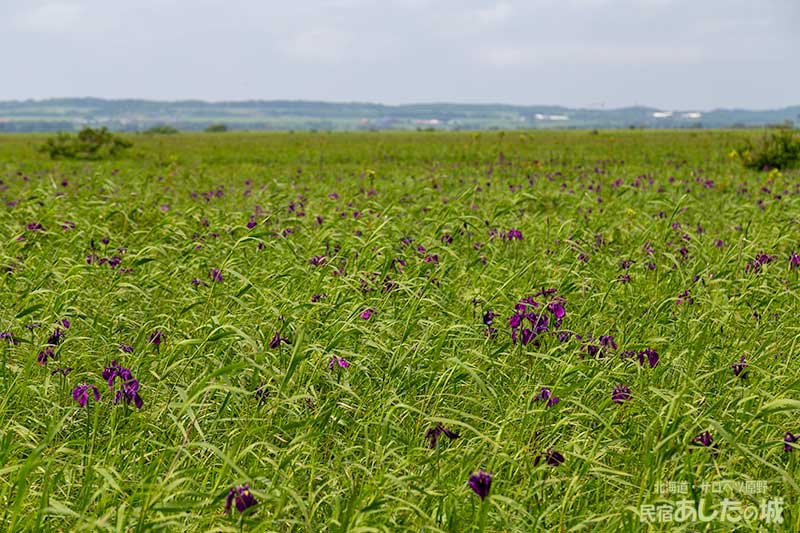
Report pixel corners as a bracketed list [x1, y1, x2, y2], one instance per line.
[1, 130, 799, 531]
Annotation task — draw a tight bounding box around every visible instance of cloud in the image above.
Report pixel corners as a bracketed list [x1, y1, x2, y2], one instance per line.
[477, 42, 706, 68]
[278, 28, 356, 64]
[13, 2, 85, 33]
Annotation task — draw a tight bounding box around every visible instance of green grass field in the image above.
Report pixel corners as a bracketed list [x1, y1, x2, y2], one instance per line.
[1, 130, 799, 531]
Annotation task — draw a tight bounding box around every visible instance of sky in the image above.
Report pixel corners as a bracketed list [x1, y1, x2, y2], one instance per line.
[1, 0, 798, 109]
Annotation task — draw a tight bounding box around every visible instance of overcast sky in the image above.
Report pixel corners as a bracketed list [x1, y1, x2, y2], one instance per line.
[1, 0, 797, 109]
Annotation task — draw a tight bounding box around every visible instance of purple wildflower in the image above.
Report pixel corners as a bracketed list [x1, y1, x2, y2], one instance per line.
[424, 423, 460, 448]
[692, 431, 713, 448]
[37, 347, 55, 366]
[72, 383, 100, 407]
[533, 387, 560, 408]
[467, 470, 492, 501]
[311, 294, 327, 302]
[0, 331, 20, 345]
[784, 432, 798, 452]
[676, 290, 693, 305]
[103, 360, 144, 408]
[790, 253, 800, 270]
[47, 328, 64, 346]
[732, 355, 748, 379]
[547, 301, 566, 322]
[637, 348, 659, 368]
[269, 332, 289, 349]
[119, 343, 134, 353]
[506, 229, 523, 241]
[50, 366, 73, 376]
[599, 335, 617, 351]
[61, 318, 71, 329]
[745, 253, 775, 273]
[225, 485, 258, 514]
[149, 330, 164, 346]
[209, 268, 223, 282]
[534, 449, 565, 467]
[329, 355, 350, 369]
[612, 384, 632, 403]
[360, 308, 374, 320]
[309, 255, 326, 266]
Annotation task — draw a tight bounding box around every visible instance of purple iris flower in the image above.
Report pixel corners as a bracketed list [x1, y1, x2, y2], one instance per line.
[360, 308, 374, 320]
[255, 382, 270, 403]
[72, 383, 100, 407]
[309, 255, 326, 266]
[329, 355, 350, 369]
[637, 348, 659, 368]
[676, 290, 693, 305]
[599, 335, 617, 351]
[745, 253, 775, 273]
[612, 384, 632, 403]
[0, 331, 19, 345]
[61, 318, 71, 329]
[311, 294, 327, 302]
[37, 347, 55, 366]
[424, 423, 460, 448]
[692, 431, 714, 448]
[547, 301, 566, 321]
[520, 328, 535, 345]
[103, 360, 144, 408]
[506, 229, 523, 241]
[732, 355, 748, 379]
[47, 328, 64, 346]
[209, 268, 223, 282]
[468, 470, 492, 501]
[225, 485, 258, 514]
[534, 449, 565, 467]
[483, 311, 497, 326]
[784, 432, 798, 452]
[269, 332, 289, 349]
[119, 344, 134, 353]
[790, 253, 800, 270]
[533, 387, 559, 408]
[149, 330, 164, 346]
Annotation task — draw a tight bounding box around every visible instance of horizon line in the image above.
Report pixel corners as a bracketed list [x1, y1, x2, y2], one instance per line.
[2, 97, 799, 114]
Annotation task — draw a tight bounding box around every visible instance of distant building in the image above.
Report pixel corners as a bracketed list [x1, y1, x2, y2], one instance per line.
[652, 111, 673, 118]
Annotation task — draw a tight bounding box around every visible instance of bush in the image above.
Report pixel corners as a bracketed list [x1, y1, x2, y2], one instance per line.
[735, 128, 800, 170]
[39, 127, 133, 160]
[143, 124, 180, 135]
[205, 124, 229, 132]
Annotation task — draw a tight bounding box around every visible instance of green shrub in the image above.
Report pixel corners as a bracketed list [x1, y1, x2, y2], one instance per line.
[205, 123, 228, 132]
[143, 124, 180, 135]
[39, 127, 133, 160]
[735, 128, 800, 170]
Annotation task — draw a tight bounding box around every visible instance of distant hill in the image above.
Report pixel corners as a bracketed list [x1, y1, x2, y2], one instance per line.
[0, 98, 797, 132]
